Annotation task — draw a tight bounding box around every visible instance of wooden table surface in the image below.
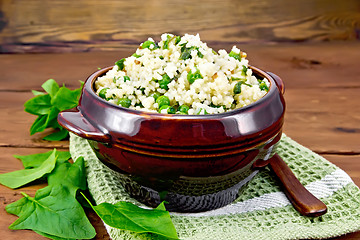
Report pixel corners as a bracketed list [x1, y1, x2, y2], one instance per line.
[1, 41, 360, 239]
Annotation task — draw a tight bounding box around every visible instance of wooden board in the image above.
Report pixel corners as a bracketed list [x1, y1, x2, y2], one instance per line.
[1, 0, 360, 52]
[1, 42, 360, 91]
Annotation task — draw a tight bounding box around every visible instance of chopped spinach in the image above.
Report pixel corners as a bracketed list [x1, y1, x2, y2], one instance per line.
[159, 73, 172, 90]
[179, 42, 204, 60]
[141, 40, 159, 50]
[187, 68, 203, 84]
[115, 58, 126, 70]
[229, 50, 241, 61]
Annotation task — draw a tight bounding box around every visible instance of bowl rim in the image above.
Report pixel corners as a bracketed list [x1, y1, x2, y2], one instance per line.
[84, 65, 278, 119]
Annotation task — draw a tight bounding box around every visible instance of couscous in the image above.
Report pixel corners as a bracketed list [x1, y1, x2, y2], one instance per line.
[94, 33, 269, 115]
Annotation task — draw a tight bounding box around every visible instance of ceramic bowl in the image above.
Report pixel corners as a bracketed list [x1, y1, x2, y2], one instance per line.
[58, 65, 285, 212]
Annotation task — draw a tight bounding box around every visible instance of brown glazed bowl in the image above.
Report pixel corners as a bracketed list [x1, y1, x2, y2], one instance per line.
[58, 66, 285, 212]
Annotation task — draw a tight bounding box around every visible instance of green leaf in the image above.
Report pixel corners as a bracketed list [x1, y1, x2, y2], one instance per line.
[0, 149, 57, 189]
[25, 79, 82, 140]
[29, 115, 47, 135]
[14, 150, 71, 169]
[141, 40, 159, 50]
[115, 58, 126, 71]
[7, 186, 96, 239]
[32, 90, 45, 96]
[44, 106, 61, 128]
[229, 50, 241, 61]
[41, 79, 60, 98]
[24, 94, 52, 115]
[83, 194, 179, 239]
[5, 196, 30, 216]
[48, 157, 87, 196]
[51, 87, 81, 111]
[187, 68, 203, 84]
[43, 128, 69, 141]
[35, 230, 73, 240]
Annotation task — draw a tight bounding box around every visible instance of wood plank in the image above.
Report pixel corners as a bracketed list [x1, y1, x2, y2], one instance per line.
[1, 42, 360, 91]
[1, 0, 360, 52]
[283, 88, 360, 154]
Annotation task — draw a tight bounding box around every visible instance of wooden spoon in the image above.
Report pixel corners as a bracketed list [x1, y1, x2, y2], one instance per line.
[253, 153, 327, 217]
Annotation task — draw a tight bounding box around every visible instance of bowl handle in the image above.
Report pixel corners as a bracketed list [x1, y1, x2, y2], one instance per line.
[267, 72, 285, 94]
[253, 153, 327, 217]
[58, 108, 111, 143]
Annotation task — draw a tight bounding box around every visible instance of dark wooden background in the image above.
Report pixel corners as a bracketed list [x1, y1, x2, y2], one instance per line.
[0, 0, 360, 53]
[1, 0, 360, 239]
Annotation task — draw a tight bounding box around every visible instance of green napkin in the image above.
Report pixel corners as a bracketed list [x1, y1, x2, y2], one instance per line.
[69, 133, 360, 240]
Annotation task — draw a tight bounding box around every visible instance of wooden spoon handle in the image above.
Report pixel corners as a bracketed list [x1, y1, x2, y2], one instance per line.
[253, 153, 327, 217]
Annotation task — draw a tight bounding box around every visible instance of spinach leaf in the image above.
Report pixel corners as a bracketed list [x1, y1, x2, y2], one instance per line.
[115, 58, 126, 70]
[14, 150, 71, 169]
[48, 157, 87, 196]
[42, 128, 69, 141]
[41, 79, 60, 98]
[24, 94, 52, 115]
[83, 194, 179, 239]
[179, 43, 203, 60]
[229, 50, 241, 61]
[51, 87, 81, 111]
[0, 149, 57, 189]
[25, 79, 82, 140]
[163, 35, 174, 49]
[29, 115, 48, 135]
[6, 186, 96, 239]
[31, 90, 45, 96]
[187, 68, 203, 84]
[141, 40, 159, 50]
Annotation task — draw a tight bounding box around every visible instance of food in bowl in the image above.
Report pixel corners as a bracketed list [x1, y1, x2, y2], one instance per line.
[58, 34, 286, 212]
[94, 33, 270, 115]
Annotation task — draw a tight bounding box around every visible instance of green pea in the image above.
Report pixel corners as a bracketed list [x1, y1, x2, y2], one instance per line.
[152, 92, 161, 100]
[159, 105, 176, 114]
[233, 82, 242, 94]
[124, 76, 130, 82]
[156, 95, 170, 108]
[178, 105, 189, 114]
[117, 98, 131, 108]
[99, 88, 109, 99]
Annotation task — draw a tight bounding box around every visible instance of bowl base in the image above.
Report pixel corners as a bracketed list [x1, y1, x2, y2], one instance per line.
[119, 169, 258, 212]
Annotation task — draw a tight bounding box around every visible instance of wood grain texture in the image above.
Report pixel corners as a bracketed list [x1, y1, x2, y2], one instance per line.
[1, 42, 360, 91]
[1, 0, 360, 53]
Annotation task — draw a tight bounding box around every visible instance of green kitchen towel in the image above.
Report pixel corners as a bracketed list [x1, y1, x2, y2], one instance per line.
[69, 133, 360, 240]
